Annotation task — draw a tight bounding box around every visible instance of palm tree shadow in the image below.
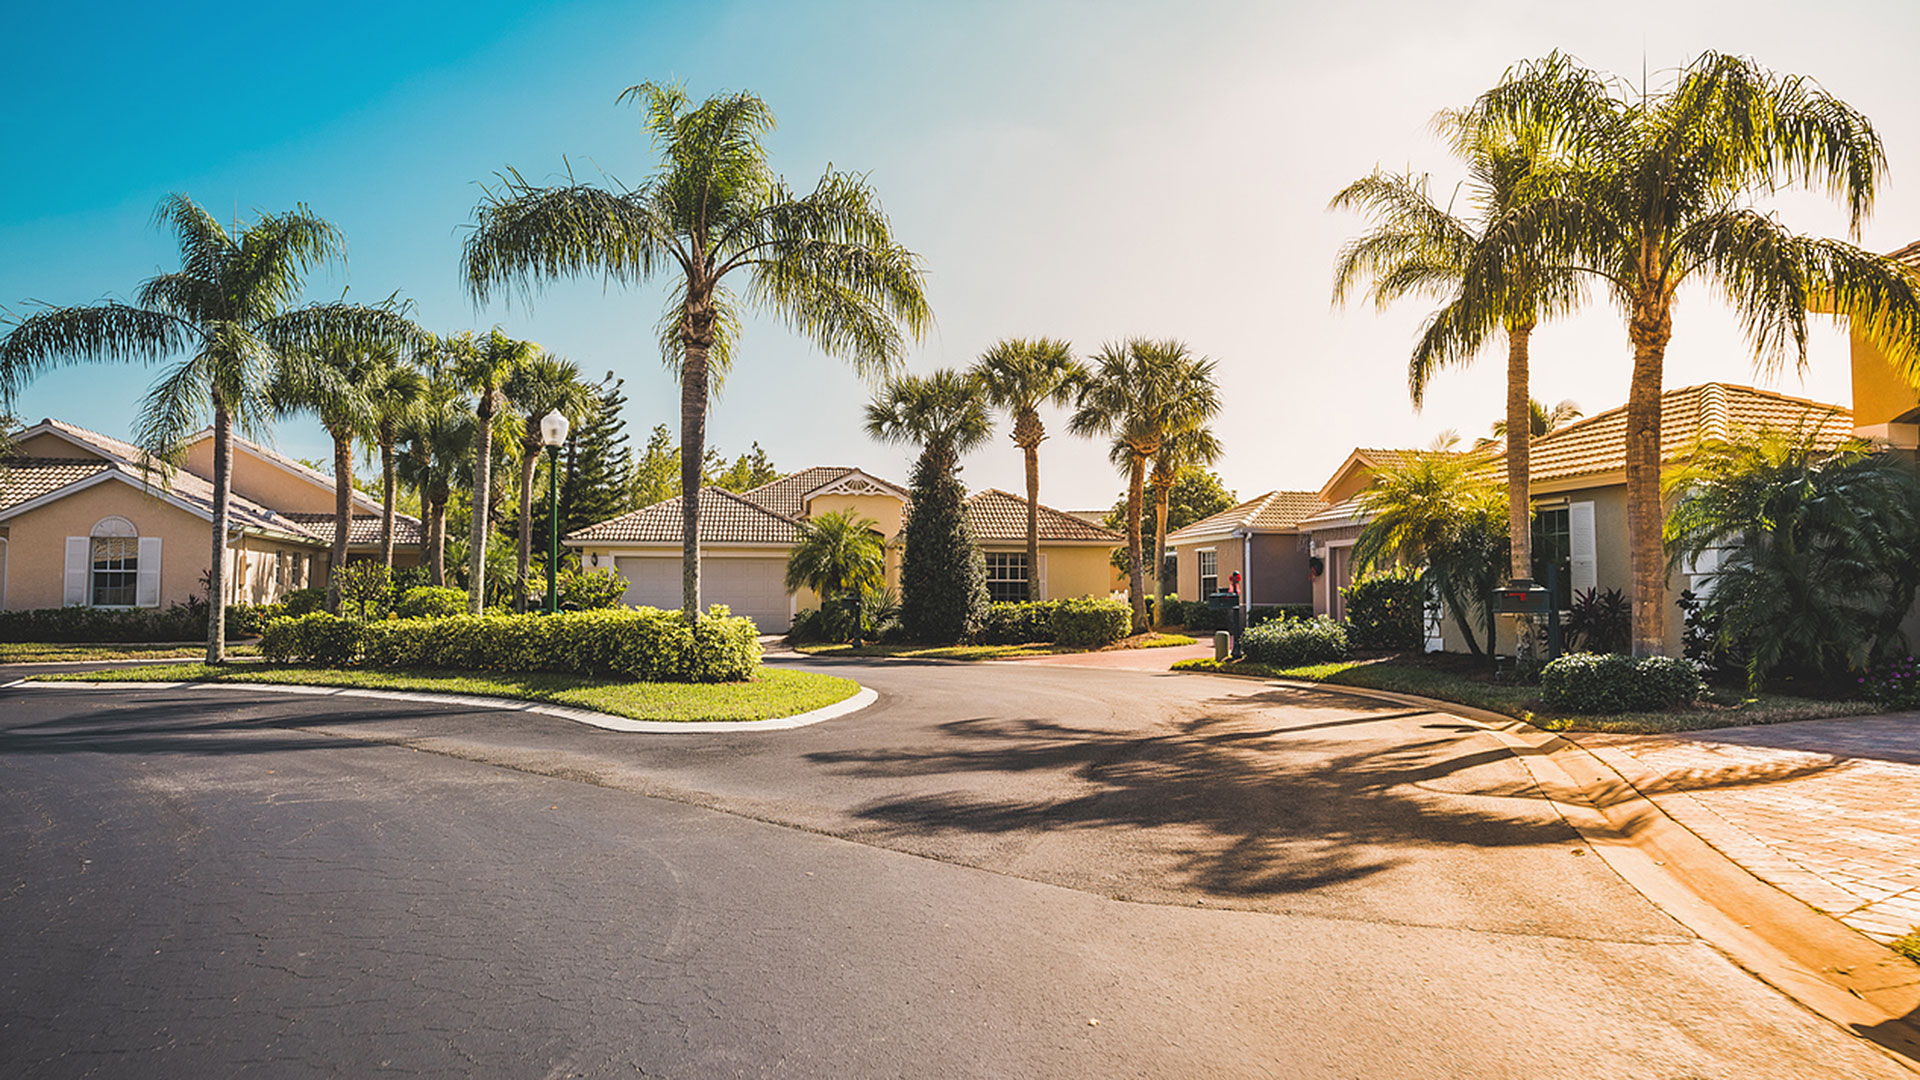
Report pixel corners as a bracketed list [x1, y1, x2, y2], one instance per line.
[0, 692, 456, 758]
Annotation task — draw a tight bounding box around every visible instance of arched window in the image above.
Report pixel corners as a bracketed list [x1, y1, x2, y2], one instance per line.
[90, 517, 139, 606]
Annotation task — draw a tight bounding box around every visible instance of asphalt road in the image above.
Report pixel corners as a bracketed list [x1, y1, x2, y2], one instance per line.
[0, 659, 1907, 1079]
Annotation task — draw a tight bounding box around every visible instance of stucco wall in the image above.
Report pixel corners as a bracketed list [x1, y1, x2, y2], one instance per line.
[15, 432, 106, 460]
[1249, 533, 1311, 605]
[1852, 326, 1920, 429]
[183, 440, 342, 515]
[1034, 544, 1113, 600]
[7, 479, 219, 610]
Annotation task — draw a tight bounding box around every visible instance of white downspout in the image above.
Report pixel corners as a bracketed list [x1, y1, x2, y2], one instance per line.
[1236, 528, 1252, 614]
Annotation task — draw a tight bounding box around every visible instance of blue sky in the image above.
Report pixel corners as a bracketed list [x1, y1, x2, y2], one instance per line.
[5, 0, 1918, 509]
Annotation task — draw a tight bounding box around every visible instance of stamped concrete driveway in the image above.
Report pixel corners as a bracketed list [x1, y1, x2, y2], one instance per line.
[0, 659, 1908, 1078]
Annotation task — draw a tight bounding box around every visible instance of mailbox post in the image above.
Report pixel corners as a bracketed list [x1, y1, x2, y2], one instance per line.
[1207, 590, 1244, 659]
[1492, 579, 1552, 665]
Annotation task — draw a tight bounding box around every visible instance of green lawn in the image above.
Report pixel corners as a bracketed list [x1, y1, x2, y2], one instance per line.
[1172, 656, 1881, 735]
[35, 663, 860, 723]
[796, 632, 1196, 661]
[0, 642, 261, 664]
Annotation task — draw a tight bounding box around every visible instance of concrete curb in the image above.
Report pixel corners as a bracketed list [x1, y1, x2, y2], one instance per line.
[4, 678, 878, 734]
[1179, 667, 1920, 1071]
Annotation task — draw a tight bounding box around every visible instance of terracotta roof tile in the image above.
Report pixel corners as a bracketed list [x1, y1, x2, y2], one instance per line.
[564, 486, 803, 545]
[739, 467, 860, 519]
[282, 512, 424, 547]
[1166, 490, 1325, 541]
[1526, 382, 1852, 484]
[0, 457, 114, 512]
[963, 489, 1123, 543]
[1887, 240, 1920, 266]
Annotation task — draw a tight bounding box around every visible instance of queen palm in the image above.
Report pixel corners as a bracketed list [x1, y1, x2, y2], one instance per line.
[1332, 114, 1583, 632]
[1468, 51, 1920, 655]
[462, 81, 931, 619]
[0, 194, 412, 661]
[970, 337, 1082, 603]
[1148, 425, 1221, 622]
[1069, 339, 1220, 633]
[1489, 397, 1582, 441]
[445, 328, 539, 614]
[397, 376, 473, 587]
[368, 352, 428, 571]
[504, 353, 597, 610]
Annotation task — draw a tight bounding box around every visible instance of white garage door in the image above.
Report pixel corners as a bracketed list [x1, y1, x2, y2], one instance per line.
[613, 555, 791, 632]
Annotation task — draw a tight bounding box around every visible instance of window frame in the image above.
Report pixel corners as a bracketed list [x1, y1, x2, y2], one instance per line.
[1531, 504, 1573, 610]
[1197, 548, 1218, 597]
[90, 535, 140, 608]
[983, 551, 1031, 604]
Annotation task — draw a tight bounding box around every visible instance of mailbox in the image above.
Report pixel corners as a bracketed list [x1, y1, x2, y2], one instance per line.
[1492, 579, 1552, 615]
[1206, 590, 1240, 610]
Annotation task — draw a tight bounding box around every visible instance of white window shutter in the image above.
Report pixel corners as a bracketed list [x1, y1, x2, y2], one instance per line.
[137, 536, 163, 607]
[64, 537, 89, 606]
[1569, 501, 1598, 594]
[1037, 553, 1048, 601]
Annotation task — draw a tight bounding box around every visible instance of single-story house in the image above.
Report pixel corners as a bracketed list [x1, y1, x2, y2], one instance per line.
[563, 466, 1125, 631]
[1164, 490, 1325, 610]
[0, 418, 421, 612]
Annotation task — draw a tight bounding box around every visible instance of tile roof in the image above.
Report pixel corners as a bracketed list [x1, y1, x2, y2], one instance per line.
[282, 512, 425, 547]
[1526, 382, 1853, 484]
[740, 467, 860, 519]
[1887, 240, 1920, 266]
[963, 489, 1124, 543]
[564, 486, 804, 546]
[1165, 490, 1326, 542]
[1296, 495, 1369, 530]
[0, 456, 114, 513]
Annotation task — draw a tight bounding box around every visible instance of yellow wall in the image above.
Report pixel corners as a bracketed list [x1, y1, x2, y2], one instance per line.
[805, 492, 905, 540]
[16, 431, 107, 460]
[184, 439, 341, 515]
[1851, 326, 1920, 429]
[1033, 544, 1115, 600]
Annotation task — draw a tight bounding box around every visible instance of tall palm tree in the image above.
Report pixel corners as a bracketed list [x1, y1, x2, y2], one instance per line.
[397, 375, 472, 587]
[444, 328, 538, 614]
[1466, 51, 1920, 655]
[970, 337, 1083, 603]
[1148, 425, 1222, 622]
[863, 369, 995, 477]
[367, 351, 428, 571]
[462, 81, 931, 619]
[504, 353, 597, 611]
[0, 194, 411, 661]
[1069, 339, 1221, 633]
[1332, 113, 1583, 630]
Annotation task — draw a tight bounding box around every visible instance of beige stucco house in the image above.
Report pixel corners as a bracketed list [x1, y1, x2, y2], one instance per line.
[0, 419, 421, 612]
[564, 466, 1124, 631]
[1164, 490, 1324, 610]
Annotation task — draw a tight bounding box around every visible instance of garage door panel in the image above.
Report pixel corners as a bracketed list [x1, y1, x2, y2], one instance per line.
[612, 555, 790, 632]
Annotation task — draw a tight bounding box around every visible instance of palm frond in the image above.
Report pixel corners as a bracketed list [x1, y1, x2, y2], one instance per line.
[0, 302, 194, 402]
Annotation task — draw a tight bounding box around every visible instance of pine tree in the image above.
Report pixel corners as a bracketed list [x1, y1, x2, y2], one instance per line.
[710, 442, 778, 492]
[558, 372, 632, 535]
[899, 453, 988, 642]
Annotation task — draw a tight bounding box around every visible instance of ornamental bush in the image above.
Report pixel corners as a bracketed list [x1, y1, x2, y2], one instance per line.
[1049, 597, 1131, 647]
[395, 586, 469, 619]
[1539, 652, 1703, 714]
[980, 601, 1060, 644]
[0, 602, 250, 643]
[259, 607, 761, 682]
[282, 588, 326, 616]
[1183, 601, 1311, 633]
[898, 453, 988, 643]
[1343, 573, 1423, 651]
[1241, 615, 1349, 667]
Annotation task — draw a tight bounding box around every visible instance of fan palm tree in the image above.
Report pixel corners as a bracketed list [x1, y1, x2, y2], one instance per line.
[1353, 439, 1508, 656]
[970, 337, 1083, 603]
[864, 369, 994, 478]
[1148, 425, 1222, 623]
[367, 352, 428, 571]
[1332, 114, 1584, 625]
[0, 194, 413, 661]
[1068, 339, 1221, 633]
[444, 328, 539, 614]
[462, 81, 931, 619]
[1487, 397, 1582, 441]
[504, 353, 597, 610]
[397, 375, 473, 587]
[1465, 51, 1920, 655]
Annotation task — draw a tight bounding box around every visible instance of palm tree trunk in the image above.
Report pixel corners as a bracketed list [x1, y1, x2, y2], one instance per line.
[516, 434, 537, 612]
[328, 427, 353, 614]
[379, 432, 397, 572]
[205, 398, 232, 664]
[1126, 454, 1147, 633]
[1022, 439, 1041, 602]
[467, 395, 494, 615]
[1154, 482, 1171, 629]
[428, 488, 447, 586]
[679, 328, 713, 621]
[1505, 321, 1534, 659]
[1626, 301, 1673, 657]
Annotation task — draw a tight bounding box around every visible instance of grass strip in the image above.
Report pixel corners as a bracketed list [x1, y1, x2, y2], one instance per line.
[0, 642, 260, 664]
[796, 632, 1196, 661]
[35, 663, 859, 723]
[1171, 657, 1880, 735]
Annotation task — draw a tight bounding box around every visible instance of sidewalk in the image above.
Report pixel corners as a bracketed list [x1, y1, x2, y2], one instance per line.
[1577, 712, 1920, 946]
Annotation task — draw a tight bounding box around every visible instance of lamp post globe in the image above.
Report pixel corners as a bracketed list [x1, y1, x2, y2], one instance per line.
[540, 409, 570, 448]
[541, 411, 569, 614]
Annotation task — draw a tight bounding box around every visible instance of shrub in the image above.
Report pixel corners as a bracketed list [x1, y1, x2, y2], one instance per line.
[1539, 652, 1704, 714]
[259, 607, 760, 682]
[1343, 573, 1424, 650]
[559, 568, 628, 611]
[1241, 615, 1349, 667]
[334, 562, 393, 620]
[282, 588, 326, 616]
[1566, 588, 1631, 654]
[898, 453, 988, 643]
[1183, 601, 1311, 633]
[0, 602, 250, 643]
[396, 586, 471, 619]
[1858, 655, 1920, 710]
[981, 601, 1059, 644]
[1153, 594, 1184, 626]
[227, 603, 286, 638]
[1050, 598, 1131, 647]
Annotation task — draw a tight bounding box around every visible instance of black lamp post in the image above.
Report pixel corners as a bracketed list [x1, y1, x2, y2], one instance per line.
[540, 409, 570, 615]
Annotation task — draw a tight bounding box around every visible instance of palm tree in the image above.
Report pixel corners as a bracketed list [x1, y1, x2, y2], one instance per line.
[0, 194, 413, 662]
[1068, 339, 1221, 633]
[864, 369, 995, 477]
[445, 328, 538, 614]
[1466, 51, 1920, 655]
[1487, 397, 1582, 442]
[1148, 425, 1222, 623]
[397, 375, 472, 587]
[462, 81, 931, 619]
[1353, 440, 1508, 657]
[367, 352, 428, 571]
[1332, 114, 1583, 631]
[786, 509, 886, 642]
[970, 337, 1083, 603]
[504, 353, 597, 611]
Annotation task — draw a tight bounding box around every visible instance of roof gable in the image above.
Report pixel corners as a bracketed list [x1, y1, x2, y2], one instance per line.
[564, 485, 804, 546]
[1165, 490, 1325, 542]
[183, 428, 383, 514]
[963, 489, 1124, 544]
[1527, 382, 1852, 486]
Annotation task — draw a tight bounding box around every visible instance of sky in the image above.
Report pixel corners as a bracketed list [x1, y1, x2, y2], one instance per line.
[4, 0, 1918, 512]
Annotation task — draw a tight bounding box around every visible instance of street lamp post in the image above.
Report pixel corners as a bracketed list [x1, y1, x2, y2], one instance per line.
[540, 409, 570, 615]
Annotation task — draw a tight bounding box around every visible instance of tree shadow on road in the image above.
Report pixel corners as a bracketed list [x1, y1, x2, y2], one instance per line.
[0, 691, 458, 758]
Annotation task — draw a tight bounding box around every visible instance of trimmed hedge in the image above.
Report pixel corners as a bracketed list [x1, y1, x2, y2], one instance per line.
[1540, 652, 1703, 714]
[0, 603, 254, 643]
[1050, 598, 1131, 647]
[1343, 574, 1424, 650]
[260, 607, 762, 682]
[395, 586, 469, 619]
[1240, 615, 1350, 667]
[980, 601, 1059, 644]
[1183, 601, 1312, 633]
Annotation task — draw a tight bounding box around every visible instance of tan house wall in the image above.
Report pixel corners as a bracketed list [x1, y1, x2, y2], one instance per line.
[15, 432, 108, 460]
[1034, 544, 1114, 601]
[805, 492, 905, 540]
[1851, 326, 1920, 429]
[184, 439, 342, 515]
[1249, 533, 1311, 606]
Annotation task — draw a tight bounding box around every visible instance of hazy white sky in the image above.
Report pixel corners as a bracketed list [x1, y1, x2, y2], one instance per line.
[4, 0, 1916, 510]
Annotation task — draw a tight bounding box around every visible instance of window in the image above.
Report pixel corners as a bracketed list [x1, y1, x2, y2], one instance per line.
[91, 536, 139, 606]
[1531, 507, 1572, 609]
[1197, 549, 1218, 597]
[984, 552, 1030, 603]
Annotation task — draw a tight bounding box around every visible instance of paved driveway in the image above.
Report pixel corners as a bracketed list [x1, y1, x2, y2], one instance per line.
[0, 660, 1907, 1078]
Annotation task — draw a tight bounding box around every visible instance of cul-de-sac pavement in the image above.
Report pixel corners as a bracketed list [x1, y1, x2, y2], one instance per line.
[4, 652, 1915, 1079]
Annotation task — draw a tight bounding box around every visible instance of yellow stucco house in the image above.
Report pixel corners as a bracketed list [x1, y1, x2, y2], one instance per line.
[564, 465, 1123, 631]
[0, 418, 421, 612]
